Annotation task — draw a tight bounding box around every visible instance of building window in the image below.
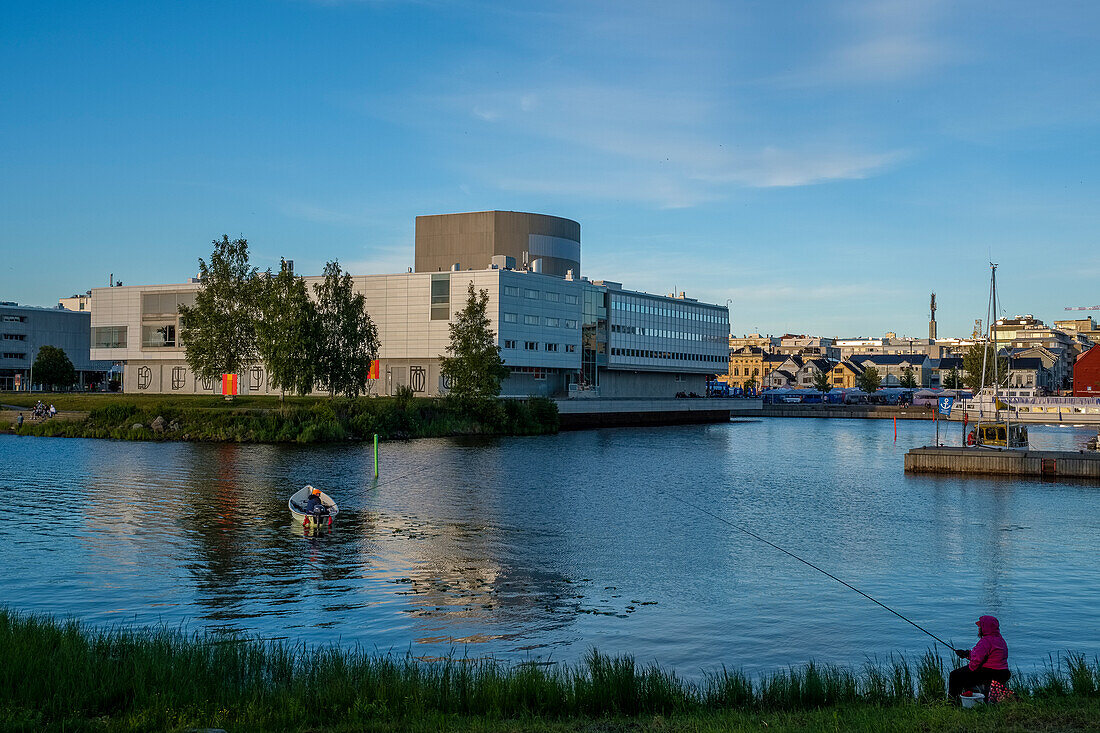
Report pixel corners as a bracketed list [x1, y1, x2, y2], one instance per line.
[2, 333, 26, 340]
[564, 294, 578, 305]
[430, 274, 450, 320]
[2, 352, 26, 359]
[525, 289, 539, 299]
[564, 319, 578, 329]
[545, 343, 558, 352]
[546, 317, 560, 327]
[503, 339, 516, 349]
[545, 291, 560, 302]
[142, 323, 176, 348]
[503, 312, 517, 323]
[524, 341, 538, 351]
[93, 326, 127, 349]
[524, 314, 540, 326]
[2, 315, 27, 323]
[504, 285, 520, 297]
[142, 291, 196, 316]
[565, 344, 576, 353]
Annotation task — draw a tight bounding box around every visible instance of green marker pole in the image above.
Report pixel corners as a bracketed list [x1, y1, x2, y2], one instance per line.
[373, 434, 379, 478]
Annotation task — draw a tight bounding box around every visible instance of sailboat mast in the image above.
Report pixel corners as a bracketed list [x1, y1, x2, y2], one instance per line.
[990, 263, 998, 393]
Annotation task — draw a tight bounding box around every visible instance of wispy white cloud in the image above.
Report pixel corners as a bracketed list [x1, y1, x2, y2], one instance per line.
[779, 0, 956, 86]
[437, 84, 903, 205]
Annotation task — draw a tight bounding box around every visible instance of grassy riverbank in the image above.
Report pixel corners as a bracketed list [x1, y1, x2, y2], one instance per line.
[2, 611, 1098, 732]
[0, 393, 558, 443]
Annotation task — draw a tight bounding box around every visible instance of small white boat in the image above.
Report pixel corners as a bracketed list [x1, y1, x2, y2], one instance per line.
[288, 485, 338, 527]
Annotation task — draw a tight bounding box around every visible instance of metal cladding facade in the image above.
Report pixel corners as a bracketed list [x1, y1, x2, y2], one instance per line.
[414, 211, 581, 279]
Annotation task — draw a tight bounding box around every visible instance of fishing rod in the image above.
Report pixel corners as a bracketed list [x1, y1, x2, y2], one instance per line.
[664, 491, 957, 651]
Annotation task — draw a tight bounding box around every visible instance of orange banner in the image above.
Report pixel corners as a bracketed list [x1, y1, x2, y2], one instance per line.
[221, 373, 238, 396]
[368, 360, 380, 380]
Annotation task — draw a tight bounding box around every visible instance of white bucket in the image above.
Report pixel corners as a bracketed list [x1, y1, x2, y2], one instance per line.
[960, 692, 985, 708]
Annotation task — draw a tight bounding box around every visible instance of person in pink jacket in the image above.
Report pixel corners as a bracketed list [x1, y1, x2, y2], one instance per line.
[948, 615, 1010, 698]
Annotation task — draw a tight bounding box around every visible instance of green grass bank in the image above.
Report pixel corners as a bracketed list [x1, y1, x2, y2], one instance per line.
[2, 610, 1098, 732]
[0, 393, 558, 443]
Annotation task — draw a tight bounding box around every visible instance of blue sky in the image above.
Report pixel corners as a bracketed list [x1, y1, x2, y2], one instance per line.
[2, 0, 1098, 338]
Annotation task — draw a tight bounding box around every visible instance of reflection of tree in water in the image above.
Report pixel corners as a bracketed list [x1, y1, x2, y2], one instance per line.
[178, 444, 371, 630]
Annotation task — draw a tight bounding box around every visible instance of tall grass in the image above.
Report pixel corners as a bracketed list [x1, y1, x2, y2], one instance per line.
[7, 394, 559, 443]
[3, 610, 1099, 730]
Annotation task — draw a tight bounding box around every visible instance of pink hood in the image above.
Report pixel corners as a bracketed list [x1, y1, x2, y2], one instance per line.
[969, 615, 1009, 671]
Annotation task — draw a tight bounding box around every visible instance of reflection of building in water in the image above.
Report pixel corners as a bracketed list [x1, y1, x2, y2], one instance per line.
[175, 444, 367, 625]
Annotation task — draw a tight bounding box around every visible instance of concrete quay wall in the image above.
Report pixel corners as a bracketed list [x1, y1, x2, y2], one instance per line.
[762, 404, 933, 420]
[555, 397, 761, 430]
[904, 446, 1100, 478]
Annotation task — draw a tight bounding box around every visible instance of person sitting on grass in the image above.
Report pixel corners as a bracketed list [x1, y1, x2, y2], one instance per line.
[949, 615, 1010, 698]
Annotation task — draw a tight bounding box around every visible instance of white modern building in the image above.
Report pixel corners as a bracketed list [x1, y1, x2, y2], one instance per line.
[90, 211, 729, 398]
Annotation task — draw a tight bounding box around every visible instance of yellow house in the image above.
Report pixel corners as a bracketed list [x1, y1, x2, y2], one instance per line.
[727, 346, 766, 389]
[830, 360, 863, 389]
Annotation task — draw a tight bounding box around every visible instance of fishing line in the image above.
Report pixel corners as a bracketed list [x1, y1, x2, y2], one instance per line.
[664, 490, 956, 651]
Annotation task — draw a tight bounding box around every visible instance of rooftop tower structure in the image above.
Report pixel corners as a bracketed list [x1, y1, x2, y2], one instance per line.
[414, 211, 580, 278]
[929, 292, 937, 340]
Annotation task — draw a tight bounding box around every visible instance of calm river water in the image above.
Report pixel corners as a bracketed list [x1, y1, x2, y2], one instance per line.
[2, 419, 1098, 676]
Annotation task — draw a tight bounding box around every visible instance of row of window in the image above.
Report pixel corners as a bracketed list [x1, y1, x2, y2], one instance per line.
[502, 340, 576, 353]
[510, 366, 548, 380]
[611, 298, 724, 323]
[2, 333, 26, 340]
[611, 324, 722, 342]
[502, 313, 579, 329]
[610, 347, 724, 363]
[2, 352, 26, 359]
[502, 285, 579, 305]
[2, 315, 27, 323]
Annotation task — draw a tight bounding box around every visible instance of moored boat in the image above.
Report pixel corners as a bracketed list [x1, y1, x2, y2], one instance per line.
[288, 485, 338, 527]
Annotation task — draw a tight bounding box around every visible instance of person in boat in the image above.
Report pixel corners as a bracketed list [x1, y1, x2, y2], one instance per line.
[304, 488, 327, 516]
[949, 615, 1010, 698]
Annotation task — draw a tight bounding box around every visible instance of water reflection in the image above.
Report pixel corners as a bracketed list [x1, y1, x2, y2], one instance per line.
[1, 421, 1098, 674]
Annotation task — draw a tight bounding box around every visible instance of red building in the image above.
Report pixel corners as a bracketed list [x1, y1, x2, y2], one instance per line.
[1073, 346, 1100, 396]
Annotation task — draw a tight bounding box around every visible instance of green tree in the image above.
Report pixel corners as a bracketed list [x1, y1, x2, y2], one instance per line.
[900, 366, 918, 388]
[256, 260, 321, 397]
[313, 260, 379, 398]
[32, 345, 76, 391]
[943, 367, 964, 389]
[812, 368, 832, 396]
[962, 343, 1008, 392]
[179, 236, 259, 382]
[743, 378, 756, 393]
[440, 282, 509, 402]
[856, 365, 881, 393]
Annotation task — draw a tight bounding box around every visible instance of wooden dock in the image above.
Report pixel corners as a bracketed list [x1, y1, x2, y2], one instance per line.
[904, 446, 1100, 479]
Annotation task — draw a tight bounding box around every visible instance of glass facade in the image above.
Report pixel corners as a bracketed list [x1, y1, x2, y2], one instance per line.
[581, 284, 607, 387]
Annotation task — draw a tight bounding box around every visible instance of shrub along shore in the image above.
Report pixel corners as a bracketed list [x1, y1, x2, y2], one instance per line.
[1, 393, 559, 443]
[1, 611, 1098, 732]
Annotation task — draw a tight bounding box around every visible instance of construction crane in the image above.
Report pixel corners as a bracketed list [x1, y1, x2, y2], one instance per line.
[1065, 305, 1100, 311]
